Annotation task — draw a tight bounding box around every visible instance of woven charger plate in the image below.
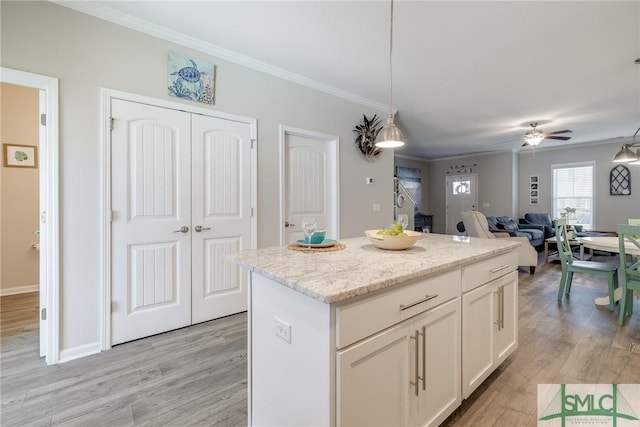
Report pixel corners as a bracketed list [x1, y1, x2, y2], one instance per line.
[288, 242, 346, 252]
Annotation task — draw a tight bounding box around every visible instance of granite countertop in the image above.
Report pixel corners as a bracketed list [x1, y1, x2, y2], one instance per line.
[226, 233, 520, 304]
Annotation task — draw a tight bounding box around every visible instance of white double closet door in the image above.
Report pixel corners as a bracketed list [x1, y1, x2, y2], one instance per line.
[111, 99, 253, 345]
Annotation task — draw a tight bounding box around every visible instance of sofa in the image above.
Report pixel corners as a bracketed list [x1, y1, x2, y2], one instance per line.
[519, 213, 585, 238]
[485, 215, 545, 250]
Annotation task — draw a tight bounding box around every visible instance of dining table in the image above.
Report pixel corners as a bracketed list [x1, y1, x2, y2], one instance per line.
[579, 236, 640, 306]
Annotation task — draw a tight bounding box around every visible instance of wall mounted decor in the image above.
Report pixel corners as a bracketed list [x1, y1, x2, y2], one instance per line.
[529, 175, 539, 205]
[610, 164, 631, 195]
[353, 114, 382, 161]
[3, 143, 37, 168]
[167, 51, 215, 105]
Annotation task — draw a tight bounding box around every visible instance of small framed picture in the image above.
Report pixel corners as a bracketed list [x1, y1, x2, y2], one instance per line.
[530, 190, 538, 197]
[530, 175, 538, 183]
[530, 183, 538, 190]
[3, 144, 38, 168]
[530, 198, 539, 205]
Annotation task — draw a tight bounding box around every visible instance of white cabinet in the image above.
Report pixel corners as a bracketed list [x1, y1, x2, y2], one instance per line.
[462, 271, 517, 398]
[337, 298, 461, 427]
[337, 320, 411, 426]
[410, 298, 461, 427]
[245, 248, 518, 426]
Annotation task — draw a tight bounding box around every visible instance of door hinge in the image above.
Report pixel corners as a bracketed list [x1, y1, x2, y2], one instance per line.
[107, 210, 114, 223]
[251, 207, 254, 217]
[111, 301, 117, 313]
[40, 113, 46, 126]
[109, 117, 114, 131]
[251, 139, 255, 149]
[41, 307, 47, 320]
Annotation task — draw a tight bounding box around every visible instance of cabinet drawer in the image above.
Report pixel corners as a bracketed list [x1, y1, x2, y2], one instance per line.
[461, 251, 517, 293]
[335, 269, 461, 349]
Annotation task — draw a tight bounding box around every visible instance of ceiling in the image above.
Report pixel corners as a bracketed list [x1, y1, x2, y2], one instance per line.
[61, 1, 640, 159]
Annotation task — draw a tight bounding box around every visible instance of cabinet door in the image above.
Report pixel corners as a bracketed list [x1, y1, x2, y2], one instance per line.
[411, 298, 462, 427]
[461, 281, 496, 399]
[495, 272, 518, 364]
[337, 322, 411, 427]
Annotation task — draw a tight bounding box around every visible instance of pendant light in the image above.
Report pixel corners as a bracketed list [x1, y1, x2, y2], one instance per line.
[613, 127, 640, 164]
[375, 0, 406, 148]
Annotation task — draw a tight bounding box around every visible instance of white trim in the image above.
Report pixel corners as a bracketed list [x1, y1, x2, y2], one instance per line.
[100, 89, 258, 351]
[278, 126, 340, 245]
[55, 1, 387, 114]
[59, 342, 101, 364]
[0, 285, 39, 296]
[1, 67, 60, 365]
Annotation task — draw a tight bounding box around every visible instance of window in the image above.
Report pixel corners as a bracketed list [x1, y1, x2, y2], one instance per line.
[552, 162, 594, 229]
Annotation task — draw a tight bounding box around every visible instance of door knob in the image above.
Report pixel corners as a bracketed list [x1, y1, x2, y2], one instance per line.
[173, 225, 189, 233]
[194, 225, 211, 232]
[285, 221, 295, 228]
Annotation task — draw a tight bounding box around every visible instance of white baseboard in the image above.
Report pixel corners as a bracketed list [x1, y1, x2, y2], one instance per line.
[59, 342, 101, 363]
[0, 284, 39, 296]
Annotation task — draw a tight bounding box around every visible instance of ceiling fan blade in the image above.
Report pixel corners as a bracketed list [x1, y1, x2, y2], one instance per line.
[545, 129, 573, 135]
[544, 136, 572, 141]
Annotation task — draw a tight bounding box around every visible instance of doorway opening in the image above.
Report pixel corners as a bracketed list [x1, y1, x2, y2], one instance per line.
[0, 67, 60, 364]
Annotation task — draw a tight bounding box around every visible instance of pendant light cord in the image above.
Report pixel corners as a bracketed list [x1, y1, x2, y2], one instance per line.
[388, 0, 394, 121]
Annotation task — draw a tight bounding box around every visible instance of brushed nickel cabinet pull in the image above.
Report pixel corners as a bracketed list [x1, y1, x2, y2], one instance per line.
[421, 325, 426, 391]
[400, 294, 438, 311]
[490, 265, 510, 274]
[410, 330, 420, 396]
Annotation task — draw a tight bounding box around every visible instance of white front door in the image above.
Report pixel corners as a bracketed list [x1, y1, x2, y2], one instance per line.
[111, 99, 253, 345]
[281, 127, 339, 244]
[111, 99, 192, 345]
[445, 175, 478, 235]
[191, 114, 252, 324]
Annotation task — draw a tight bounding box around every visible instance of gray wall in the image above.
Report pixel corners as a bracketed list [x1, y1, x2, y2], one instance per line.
[1, 1, 394, 355]
[518, 142, 640, 231]
[427, 152, 517, 234]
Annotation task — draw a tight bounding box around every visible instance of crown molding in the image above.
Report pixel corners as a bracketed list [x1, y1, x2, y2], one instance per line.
[53, 1, 388, 113]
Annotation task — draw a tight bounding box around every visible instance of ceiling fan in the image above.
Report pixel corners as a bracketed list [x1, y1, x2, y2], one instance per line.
[522, 122, 572, 147]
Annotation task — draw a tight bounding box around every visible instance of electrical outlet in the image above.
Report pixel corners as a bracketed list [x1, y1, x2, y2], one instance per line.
[373, 203, 381, 212]
[275, 317, 291, 343]
[366, 177, 374, 185]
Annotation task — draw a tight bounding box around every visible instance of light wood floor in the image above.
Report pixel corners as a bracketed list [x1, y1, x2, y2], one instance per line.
[1, 254, 639, 427]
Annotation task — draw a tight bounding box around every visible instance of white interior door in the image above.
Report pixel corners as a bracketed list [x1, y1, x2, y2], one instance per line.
[191, 114, 251, 324]
[111, 99, 192, 345]
[281, 127, 339, 244]
[445, 175, 478, 235]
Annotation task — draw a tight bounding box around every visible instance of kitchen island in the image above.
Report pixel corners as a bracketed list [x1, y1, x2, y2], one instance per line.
[227, 233, 521, 427]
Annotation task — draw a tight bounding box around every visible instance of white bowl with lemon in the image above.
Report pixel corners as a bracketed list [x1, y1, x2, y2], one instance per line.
[365, 224, 422, 250]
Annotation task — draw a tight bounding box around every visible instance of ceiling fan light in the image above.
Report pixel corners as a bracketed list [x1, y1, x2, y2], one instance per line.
[613, 145, 638, 163]
[524, 131, 544, 146]
[375, 118, 406, 148]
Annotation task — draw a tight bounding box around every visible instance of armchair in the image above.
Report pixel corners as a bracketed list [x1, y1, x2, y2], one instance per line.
[462, 210, 537, 274]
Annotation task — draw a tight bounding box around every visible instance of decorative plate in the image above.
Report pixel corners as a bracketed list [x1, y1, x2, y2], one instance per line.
[295, 239, 338, 248]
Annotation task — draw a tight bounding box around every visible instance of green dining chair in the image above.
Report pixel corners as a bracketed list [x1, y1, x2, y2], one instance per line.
[555, 221, 618, 310]
[616, 224, 640, 325]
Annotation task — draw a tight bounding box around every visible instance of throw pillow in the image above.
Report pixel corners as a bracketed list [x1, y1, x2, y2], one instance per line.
[497, 220, 519, 231]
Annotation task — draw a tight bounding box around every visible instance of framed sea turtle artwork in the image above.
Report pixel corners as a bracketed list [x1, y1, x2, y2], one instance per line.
[167, 51, 215, 105]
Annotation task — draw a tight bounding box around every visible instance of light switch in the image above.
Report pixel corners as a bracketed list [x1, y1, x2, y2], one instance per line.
[373, 203, 381, 212]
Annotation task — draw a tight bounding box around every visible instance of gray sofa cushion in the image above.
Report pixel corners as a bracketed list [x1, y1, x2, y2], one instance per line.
[497, 219, 519, 231]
